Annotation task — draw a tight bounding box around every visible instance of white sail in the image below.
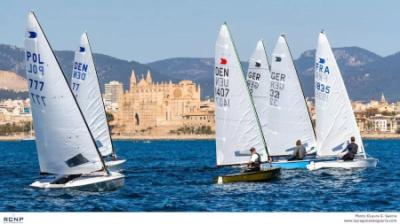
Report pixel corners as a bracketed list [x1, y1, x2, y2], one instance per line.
[314, 32, 365, 157]
[71, 33, 113, 157]
[25, 12, 104, 175]
[245, 40, 271, 156]
[249, 35, 316, 156]
[214, 24, 268, 166]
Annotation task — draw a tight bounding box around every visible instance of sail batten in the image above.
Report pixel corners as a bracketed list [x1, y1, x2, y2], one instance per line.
[71, 33, 114, 157]
[25, 12, 104, 175]
[214, 24, 268, 166]
[314, 32, 365, 157]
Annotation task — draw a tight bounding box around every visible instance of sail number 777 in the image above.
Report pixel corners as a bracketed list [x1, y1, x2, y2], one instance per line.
[26, 51, 46, 107]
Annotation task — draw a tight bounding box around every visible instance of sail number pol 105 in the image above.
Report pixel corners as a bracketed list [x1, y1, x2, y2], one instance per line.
[26, 51, 46, 106]
[215, 66, 230, 107]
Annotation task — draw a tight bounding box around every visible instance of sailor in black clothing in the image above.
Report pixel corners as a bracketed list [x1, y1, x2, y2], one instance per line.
[342, 136, 358, 161]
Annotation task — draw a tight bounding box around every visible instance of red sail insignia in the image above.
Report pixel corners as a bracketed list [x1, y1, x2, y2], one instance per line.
[220, 58, 228, 65]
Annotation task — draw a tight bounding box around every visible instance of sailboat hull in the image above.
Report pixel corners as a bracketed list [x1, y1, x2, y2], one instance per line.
[105, 159, 126, 172]
[30, 172, 124, 191]
[268, 156, 337, 169]
[216, 167, 280, 184]
[270, 160, 311, 169]
[307, 158, 378, 171]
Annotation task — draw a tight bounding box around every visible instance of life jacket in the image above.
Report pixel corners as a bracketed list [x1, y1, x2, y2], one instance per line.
[255, 153, 261, 165]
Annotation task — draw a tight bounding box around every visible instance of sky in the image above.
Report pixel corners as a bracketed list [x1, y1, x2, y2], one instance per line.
[1, 0, 399, 63]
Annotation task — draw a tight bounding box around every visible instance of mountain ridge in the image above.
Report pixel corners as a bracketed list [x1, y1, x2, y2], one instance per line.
[0, 44, 399, 101]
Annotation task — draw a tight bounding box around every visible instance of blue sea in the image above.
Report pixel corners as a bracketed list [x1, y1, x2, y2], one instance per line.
[0, 139, 398, 212]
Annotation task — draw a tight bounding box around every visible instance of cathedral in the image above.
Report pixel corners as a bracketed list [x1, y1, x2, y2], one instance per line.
[114, 70, 213, 135]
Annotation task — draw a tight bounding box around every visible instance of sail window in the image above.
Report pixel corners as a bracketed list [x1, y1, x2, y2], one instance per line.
[65, 153, 90, 167]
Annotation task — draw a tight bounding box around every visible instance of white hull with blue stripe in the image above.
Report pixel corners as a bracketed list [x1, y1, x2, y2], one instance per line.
[307, 158, 378, 170]
[269, 160, 311, 169]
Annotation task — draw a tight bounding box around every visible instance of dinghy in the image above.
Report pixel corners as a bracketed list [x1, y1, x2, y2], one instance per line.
[216, 168, 280, 184]
[246, 36, 317, 169]
[307, 31, 378, 170]
[214, 23, 280, 183]
[25, 11, 124, 191]
[71, 33, 126, 172]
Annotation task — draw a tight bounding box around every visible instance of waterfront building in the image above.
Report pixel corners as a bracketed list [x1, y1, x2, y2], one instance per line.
[369, 114, 396, 133]
[113, 70, 214, 136]
[0, 99, 31, 125]
[104, 81, 124, 109]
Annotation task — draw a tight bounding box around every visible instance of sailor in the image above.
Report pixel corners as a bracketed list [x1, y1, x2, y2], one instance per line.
[246, 147, 261, 172]
[288, 140, 306, 161]
[342, 136, 358, 161]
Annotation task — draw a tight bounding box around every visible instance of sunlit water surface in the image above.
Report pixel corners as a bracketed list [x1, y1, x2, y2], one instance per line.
[0, 139, 398, 211]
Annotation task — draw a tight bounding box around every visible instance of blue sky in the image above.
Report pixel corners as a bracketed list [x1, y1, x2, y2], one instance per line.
[1, 0, 399, 63]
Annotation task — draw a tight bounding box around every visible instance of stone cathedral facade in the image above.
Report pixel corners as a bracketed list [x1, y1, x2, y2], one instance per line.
[114, 70, 214, 135]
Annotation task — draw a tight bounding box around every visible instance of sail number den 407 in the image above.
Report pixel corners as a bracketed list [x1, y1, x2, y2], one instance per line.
[215, 66, 230, 107]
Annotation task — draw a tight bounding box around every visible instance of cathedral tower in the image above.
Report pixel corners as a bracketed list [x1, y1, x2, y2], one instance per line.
[130, 70, 137, 91]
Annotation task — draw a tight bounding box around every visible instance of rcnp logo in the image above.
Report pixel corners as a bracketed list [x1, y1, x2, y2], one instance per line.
[315, 57, 330, 75]
[3, 215, 23, 224]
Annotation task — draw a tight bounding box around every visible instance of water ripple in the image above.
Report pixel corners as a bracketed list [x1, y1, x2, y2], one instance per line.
[0, 139, 398, 211]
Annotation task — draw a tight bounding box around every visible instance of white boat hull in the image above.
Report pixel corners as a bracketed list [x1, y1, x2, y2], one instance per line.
[105, 159, 126, 172]
[30, 171, 124, 191]
[307, 158, 378, 171]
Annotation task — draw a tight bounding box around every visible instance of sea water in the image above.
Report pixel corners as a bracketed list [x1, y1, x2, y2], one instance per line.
[0, 139, 398, 211]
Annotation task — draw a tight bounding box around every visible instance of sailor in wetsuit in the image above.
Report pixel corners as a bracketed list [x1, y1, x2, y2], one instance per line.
[342, 136, 358, 161]
[288, 140, 306, 161]
[246, 147, 261, 172]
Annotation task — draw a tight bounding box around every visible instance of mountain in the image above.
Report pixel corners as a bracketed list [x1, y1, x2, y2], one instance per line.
[148, 47, 400, 101]
[0, 45, 26, 75]
[0, 44, 165, 93]
[53, 50, 164, 92]
[0, 70, 27, 92]
[148, 58, 214, 98]
[294, 47, 386, 101]
[0, 44, 399, 101]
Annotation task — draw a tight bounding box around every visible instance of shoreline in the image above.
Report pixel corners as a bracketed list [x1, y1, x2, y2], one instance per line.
[360, 133, 400, 140]
[0, 133, 399, 141]
[112, 135, 215, 141]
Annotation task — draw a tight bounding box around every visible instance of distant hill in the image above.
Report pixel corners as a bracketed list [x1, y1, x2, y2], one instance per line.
[148, 58, 215, 98]
[0, 70, 28, 100]
[147, 47, 399, 101]
[0, 44, 399, 101]
[0, 70, 27, 92]
[294, 47, 386, 101]
[0, 44, 165, 93]
[53, 50, 163, 92]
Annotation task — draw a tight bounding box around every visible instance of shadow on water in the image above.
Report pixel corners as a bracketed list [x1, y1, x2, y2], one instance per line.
[0, 139, 399, 211]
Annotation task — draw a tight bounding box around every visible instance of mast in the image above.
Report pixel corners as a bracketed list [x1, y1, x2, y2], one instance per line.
[214, 24, 271, 166]
[225, 23, 270, 161]
[283, 34, 317, 141]
[85, 33, 116, 158]
[314, 30, 365, 158]
[249, 40, 271, 160]
[31, 11, 109, 174]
